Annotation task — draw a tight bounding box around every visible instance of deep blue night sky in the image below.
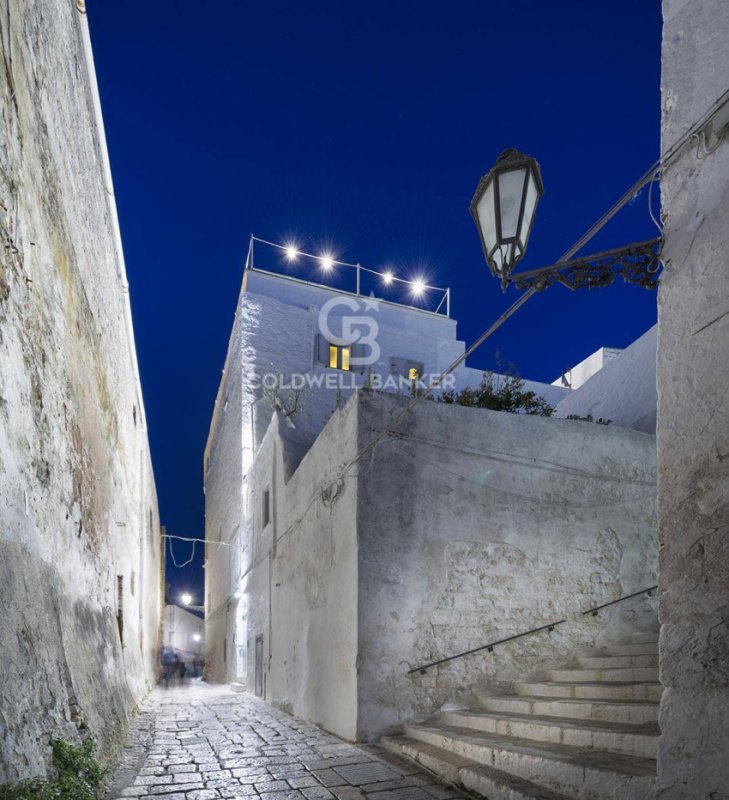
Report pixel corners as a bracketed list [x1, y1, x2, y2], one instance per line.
[87, 1, 661, 602]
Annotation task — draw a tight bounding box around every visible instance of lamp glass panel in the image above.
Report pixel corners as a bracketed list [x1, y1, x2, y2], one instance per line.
[498, 167, 527, 239]
[519, 170, 539, 250]
[475, 179, 497, 254]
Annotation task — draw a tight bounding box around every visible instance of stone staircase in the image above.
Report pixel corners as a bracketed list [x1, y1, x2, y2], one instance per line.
[381, 633, 661, 800]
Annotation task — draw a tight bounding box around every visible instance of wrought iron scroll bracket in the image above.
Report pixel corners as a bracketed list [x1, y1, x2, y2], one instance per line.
[505, 237, 663, 292]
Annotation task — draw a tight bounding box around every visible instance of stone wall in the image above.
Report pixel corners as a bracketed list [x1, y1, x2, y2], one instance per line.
[217, 390, 656, 742]
[237, 408, 360, 740]
[0, 2, 161, 781]
[657, 1, 729, 795]
[356, 391, 657, 740]
[204, 294, 243, 683]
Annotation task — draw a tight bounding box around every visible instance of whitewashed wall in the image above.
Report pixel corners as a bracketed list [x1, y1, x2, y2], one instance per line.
[163, 605, 204, 656]
[237, 408, 360, 740]
[211, 390, 656, 743]
[657, 1, 729, 795]
[0, 2, 161, 781]
[355, 391, 657, 740]
[555, 326, 657, 433]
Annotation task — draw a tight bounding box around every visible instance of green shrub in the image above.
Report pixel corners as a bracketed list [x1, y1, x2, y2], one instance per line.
[438, 371, 554, 417]
[0, 738, 106, 800]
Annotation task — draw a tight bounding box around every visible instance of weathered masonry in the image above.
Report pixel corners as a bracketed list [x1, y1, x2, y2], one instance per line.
[0, 2, 161, 781]
[208, 389, 656, 742]
[656, 0, 729, 795]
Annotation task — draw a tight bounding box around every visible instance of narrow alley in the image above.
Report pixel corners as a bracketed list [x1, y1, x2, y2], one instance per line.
[106, 684, 464, 800]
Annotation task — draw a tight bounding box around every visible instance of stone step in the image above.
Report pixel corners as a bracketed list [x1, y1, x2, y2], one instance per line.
[577, 654, 658, 669]
[380, 735, 578, 800]
[629, 632, 659, 644]
[544, 667, 659, 683]
[400, 723, 656, 800]
[514, 680, 662, 702]
[439, 710, 658, 759]
[590, 642, 658, 656]
[479, 694, 659, 725]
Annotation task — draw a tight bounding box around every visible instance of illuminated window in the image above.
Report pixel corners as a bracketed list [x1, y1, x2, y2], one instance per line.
[317, 335, 351, 371]
[391, 357, 424, 382]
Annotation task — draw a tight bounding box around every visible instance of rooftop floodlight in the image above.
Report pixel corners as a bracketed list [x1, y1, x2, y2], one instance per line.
[382, 270, 394, 285]
[320, 253, 334, 272]
[411, 278, 426, 296]
[470, 148, 544, 288]
[180, 592, 193, 606]
[284, 244, 299, 261]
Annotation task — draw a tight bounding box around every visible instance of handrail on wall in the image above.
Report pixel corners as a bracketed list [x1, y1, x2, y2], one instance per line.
[408, 584, 658, 675]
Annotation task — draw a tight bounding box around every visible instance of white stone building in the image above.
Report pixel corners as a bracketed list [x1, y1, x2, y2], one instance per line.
[163, 604, 205, 659]
[554, 325, 657, 434]
[204, 258, 658, 747]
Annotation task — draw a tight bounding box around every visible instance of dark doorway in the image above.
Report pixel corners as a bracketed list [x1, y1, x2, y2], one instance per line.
[255, 634, 264, 696]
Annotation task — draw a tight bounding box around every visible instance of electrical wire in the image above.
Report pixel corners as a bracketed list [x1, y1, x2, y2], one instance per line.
[163, 532, 235, 548]
[167, 536, 197, 568]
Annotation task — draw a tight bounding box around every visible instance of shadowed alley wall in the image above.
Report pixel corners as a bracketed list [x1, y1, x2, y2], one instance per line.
[0, 2, 161, 780]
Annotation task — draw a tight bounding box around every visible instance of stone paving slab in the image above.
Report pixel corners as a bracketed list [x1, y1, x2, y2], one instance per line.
[105, 683, 465, 800]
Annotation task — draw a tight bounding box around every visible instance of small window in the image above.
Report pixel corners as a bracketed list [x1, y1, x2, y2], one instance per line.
[328, 343, 351, 371]
[391, 357, 424, 382]
[317, 334, 352, 371]
[262, 488, 271, 529]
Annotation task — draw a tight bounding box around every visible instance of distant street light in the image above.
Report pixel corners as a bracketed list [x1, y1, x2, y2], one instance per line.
[192, 633, 202, 642]
[180, 592, 193, 606]
[471, 149, 661, 292]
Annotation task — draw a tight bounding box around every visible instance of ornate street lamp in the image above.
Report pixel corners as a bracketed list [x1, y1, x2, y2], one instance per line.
[469, 149, 544, 286]
[471, 150, 662, 292]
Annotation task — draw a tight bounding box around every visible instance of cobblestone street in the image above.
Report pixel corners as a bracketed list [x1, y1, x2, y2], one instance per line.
[107, 683, 463, 800]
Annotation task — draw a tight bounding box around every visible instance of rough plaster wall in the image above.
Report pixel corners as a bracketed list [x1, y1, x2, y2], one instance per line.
[204, 314, 243, 683]
[239, 407, 360, 740]
[356, 391, 657, 740]
[0, 1, 161, 780]
[555, 326, 657, 433]
[657, 1, 729, 795]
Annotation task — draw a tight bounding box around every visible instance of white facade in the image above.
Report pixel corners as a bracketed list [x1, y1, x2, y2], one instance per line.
[206, 391, 656, 741]
[204, 269, 569, 689]
[555, 326, 657, 433]
[551, 345, 622, 390]
[204, 265, 658, 741]
[207, 267, 568, 478]
[163, 604, 205, 657]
